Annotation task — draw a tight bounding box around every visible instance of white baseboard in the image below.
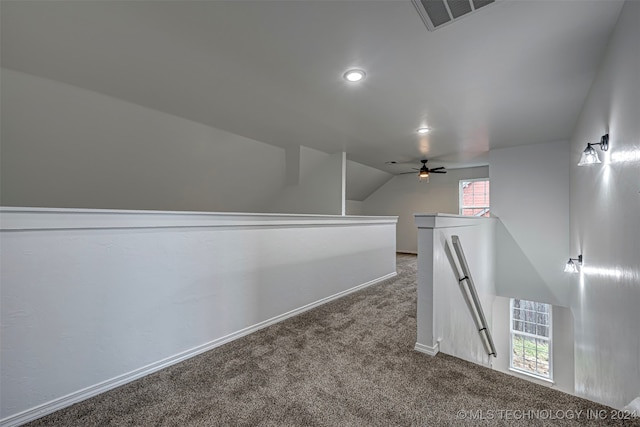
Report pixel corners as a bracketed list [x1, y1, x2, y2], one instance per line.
[414, 342, 440, 356]
[0, 272, 396, 427]
[396, 250, 417, 255]
[623, 396, 640, 414]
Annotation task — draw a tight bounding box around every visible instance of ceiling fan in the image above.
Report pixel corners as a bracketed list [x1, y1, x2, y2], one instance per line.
[398, 159, 447, 182]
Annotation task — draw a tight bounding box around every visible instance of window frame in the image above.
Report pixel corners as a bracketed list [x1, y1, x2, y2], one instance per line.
[509, 298, 553, 381]
[459, 178, 490, 217]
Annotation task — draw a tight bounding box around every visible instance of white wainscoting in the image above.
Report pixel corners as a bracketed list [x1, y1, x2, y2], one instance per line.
[0, 207, 397, 426]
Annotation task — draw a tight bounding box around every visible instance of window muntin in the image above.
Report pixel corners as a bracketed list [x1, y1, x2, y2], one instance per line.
[459, 179, 490, 217]
[510, 299, 552, 379]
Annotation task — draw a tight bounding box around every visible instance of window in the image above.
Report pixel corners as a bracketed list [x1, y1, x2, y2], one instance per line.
[459, 179, 490, 217]
[510, 299, 552, 380]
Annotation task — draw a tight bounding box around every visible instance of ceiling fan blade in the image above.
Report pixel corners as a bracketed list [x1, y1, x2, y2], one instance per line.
[385, 160, 420, 165]
[430, 167, 445, 171]
[430, 170, 447, 174]
[398, 172, 418, 175]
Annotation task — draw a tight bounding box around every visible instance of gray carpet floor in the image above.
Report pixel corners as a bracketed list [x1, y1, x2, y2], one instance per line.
[27, 254, 639, 426]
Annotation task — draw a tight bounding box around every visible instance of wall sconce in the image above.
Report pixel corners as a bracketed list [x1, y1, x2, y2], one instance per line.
[578, 134, 609, 166]
[564, 254, 583, 273]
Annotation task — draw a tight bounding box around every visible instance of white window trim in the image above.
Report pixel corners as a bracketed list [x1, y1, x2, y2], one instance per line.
[509, 298, 553, 381]
[508, 367, 555, 384]
[459, 178, 490, 216]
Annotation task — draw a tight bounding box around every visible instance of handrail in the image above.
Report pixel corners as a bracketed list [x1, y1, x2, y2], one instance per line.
[451, 235, 497, 358]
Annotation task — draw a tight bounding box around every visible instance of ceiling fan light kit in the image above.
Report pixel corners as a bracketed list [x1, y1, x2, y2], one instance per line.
[397, 159, 448, 182]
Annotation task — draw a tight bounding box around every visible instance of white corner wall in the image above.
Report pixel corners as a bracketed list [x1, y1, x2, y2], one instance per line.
[568, 0, 640, 409]
[346, 200, 364, 215]
[0, 69, 286, 213]
[265, 147, 345, 215]
[345, 160, 392, 202]
[0, 207, 397, 425]
[414, 214, 496, 367]
[364, 167, 489, 253]
[489, 141, 571, 307]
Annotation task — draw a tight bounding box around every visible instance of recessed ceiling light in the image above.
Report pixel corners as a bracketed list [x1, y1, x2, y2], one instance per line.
[343, 69, 366, 82]
[417, 127, 430, 134]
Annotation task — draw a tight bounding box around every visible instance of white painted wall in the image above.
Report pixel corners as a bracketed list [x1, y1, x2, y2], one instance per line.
[568, 0, 640, 409]
[489, 141, 576, 397]
[414, 214, 496, 367]
[265, 147, 345, 215]
[414, 213, 575, 393]
[489, 141, 571, 307]
[345, 160, 392, 202]
[491, 297, 575, 395]
[346, 200, 364, 215]
[0, 69, 287, 213]
[0, 207, 397, 425]
[364, 167, 489, 253]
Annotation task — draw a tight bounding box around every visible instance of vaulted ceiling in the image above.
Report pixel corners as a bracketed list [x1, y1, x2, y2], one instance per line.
[0, 0, 623, 173]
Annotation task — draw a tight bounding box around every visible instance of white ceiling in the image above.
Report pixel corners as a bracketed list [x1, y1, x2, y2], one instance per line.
[0, 0, 623, 173]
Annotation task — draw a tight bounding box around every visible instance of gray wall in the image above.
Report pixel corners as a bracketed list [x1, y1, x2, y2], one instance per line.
[1, 69, 365, 216]
[346, 160, 392, 202]
[488, 137, 573, 397]
[362, 166, 489, 253]
[345, 200, 364, 215]
[1, 69, 287, 213]
[265, 147, 345, 215]
[489, 140, 571, 307]
[568, 0, 640, 409]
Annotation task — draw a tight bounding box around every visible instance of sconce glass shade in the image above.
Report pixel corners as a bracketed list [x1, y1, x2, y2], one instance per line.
[578, 145, 601, 166]
[564, 255, 582, 273]
[564, 259, 579, 273]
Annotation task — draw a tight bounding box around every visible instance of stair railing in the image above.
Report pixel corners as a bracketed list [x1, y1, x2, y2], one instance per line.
[451, 235, 497, 358]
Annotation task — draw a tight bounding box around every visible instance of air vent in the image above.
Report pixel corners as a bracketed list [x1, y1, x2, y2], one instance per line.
[412, 0, 495, 31]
